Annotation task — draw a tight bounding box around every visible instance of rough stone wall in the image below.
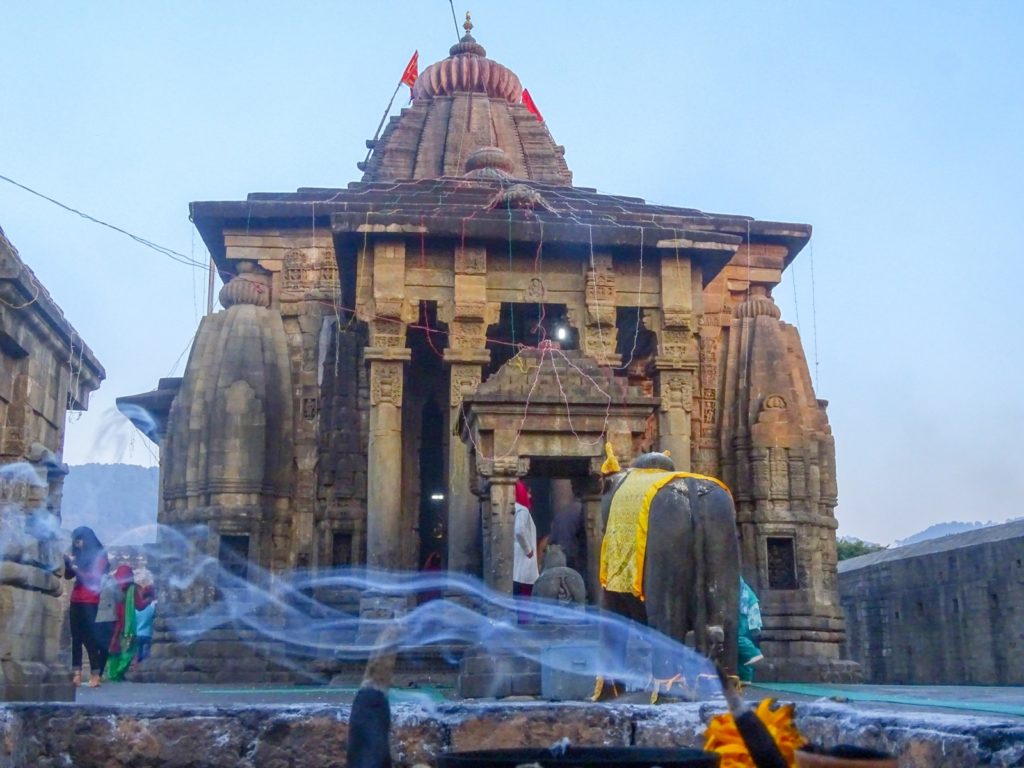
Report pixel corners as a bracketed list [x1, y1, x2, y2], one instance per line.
[0, 228, 103, 701]
[2, 701, 1021, 768]
[840, 520, 1024, 684]
[317, 324, 369, 567]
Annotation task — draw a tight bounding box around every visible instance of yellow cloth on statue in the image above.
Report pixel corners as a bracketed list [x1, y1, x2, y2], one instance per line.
[599, 468, 731, 600]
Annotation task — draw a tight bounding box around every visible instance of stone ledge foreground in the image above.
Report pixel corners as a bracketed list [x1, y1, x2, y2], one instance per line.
[2, 700, 1023, 768]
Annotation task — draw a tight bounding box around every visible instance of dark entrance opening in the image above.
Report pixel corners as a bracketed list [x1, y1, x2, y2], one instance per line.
[218, 534, 250, 584]
[418, 397, 446, 570]
[406, 301, 448, 570]
[766, 536, 798, 589]
[485, 302, 577, 378]
[523, 457, 591, 576]
[332, 532, 352, 567]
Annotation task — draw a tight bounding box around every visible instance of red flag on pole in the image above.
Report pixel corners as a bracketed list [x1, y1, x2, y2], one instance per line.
[400, 50, 419, 93]
[522, 88, 543, 122]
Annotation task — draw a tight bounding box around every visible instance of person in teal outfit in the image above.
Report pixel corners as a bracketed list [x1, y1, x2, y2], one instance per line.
[737, 576, 764, 682]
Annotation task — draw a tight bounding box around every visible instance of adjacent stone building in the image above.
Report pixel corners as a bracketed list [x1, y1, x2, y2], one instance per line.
[0, 226, 104, 700]
[121, 19, 845, 680]
[840, 519, 1024, 685]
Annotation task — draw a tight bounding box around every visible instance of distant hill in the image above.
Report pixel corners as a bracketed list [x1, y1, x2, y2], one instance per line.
[894, 520, 1002, 547]
[62, 463, 159, 544]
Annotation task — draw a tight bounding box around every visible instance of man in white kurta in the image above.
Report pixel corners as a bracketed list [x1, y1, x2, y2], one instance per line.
[513, 479, 539, 598]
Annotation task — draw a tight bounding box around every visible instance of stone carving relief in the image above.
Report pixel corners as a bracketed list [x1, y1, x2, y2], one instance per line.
[370, 363, 403, 407]
[477, 456, 530, 478]
[525, 277, 546, 302]
[448, 320, 488, 353]
[449, 368, 481, 408]
[699, 336, 720, 437]
[660, 373, 694, 413]
[318, 252, 339, 291]
[764, 394, 787, 410]
[662, 310, 694, 331]
[659, 328, 691, 366]
[302, 397, 319, 420]
[283, 249, 314, 291]
[585, 253, 616, 325]
[368, 321, 405, 350]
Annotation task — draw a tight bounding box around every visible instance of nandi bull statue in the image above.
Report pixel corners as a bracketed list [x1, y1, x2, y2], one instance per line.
[593, 444, 740, 702]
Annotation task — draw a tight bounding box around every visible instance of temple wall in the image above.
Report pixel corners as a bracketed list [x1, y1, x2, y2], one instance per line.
[839, 520, 1024, 685]
[0, 230, 103, 701]
[316, 325, 369, 568]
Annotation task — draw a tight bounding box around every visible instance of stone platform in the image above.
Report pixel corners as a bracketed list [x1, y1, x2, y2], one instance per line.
[2, 684, 1023, 767]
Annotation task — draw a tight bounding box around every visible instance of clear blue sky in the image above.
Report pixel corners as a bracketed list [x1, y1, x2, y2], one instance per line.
[2, 2, 1021, 544]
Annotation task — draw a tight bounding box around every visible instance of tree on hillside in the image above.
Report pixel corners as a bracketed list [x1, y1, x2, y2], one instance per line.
[836, 537, 886, 561]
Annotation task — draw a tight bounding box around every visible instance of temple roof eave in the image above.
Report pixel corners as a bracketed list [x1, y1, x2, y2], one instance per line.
[190, 183, 810, 285]
[115, 377, 182, 445]
[0, 227, 106, 394]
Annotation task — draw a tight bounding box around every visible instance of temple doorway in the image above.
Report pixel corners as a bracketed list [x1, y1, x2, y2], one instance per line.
[404, 301, 449, 571]
[523, 457, 590, 576]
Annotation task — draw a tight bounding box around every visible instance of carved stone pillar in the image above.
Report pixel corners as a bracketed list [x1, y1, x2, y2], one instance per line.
[581, 458, 606, 603]
[439, 252, 495, 575]
[365, 321, 410, 569]
[579, 251, 620, 367]
[649, 305, 699, 470]
[655, 367, 696, 470]
[477, 456, 529, 594]
[446, 357, 488, 574]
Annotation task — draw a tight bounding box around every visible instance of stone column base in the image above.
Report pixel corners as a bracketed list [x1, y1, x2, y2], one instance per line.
[0, 660, 74, 702]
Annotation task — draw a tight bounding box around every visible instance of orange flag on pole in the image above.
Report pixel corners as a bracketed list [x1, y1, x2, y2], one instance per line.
[400, 50, 419, 93]
[522, 88, 543, 122]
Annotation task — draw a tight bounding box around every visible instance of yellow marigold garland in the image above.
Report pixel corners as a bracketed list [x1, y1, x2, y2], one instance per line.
[703, 699, 806, 767]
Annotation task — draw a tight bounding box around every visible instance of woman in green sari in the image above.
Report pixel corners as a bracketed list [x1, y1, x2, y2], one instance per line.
[105, 565, 152, 681]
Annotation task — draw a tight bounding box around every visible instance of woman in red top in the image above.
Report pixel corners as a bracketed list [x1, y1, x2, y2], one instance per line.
[63, 526, 108, 687]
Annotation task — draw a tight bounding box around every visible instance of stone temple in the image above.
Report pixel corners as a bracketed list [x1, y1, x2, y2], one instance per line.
[121, 20, 846, 681]
[1, 226, 104, 700]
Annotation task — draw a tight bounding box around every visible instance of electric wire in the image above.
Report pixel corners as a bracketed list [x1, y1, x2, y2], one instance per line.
[0, 172, 207, 269]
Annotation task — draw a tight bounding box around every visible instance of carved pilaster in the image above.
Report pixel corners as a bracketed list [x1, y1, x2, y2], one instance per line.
[646, 296, 699, 470]
[449, 364, 481, 409]
[653, 368, 695, 471]
[580, 252, 620, 366]
[478, 456, 529, 593]
[364, 311, 409, 568]
[581, 481, 604, 605]
[369, 360, 404, 407]
[447, 361, 485, 574]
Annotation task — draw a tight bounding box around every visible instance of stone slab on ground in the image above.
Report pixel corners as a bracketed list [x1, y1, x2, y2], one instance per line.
[2, 691, 1023, 767]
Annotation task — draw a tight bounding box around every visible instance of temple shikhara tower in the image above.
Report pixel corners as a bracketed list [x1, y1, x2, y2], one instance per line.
[122, 18, 847, 681]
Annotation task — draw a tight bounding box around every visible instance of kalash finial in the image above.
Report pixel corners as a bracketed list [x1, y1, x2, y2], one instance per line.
[449, 9, 486, 57]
